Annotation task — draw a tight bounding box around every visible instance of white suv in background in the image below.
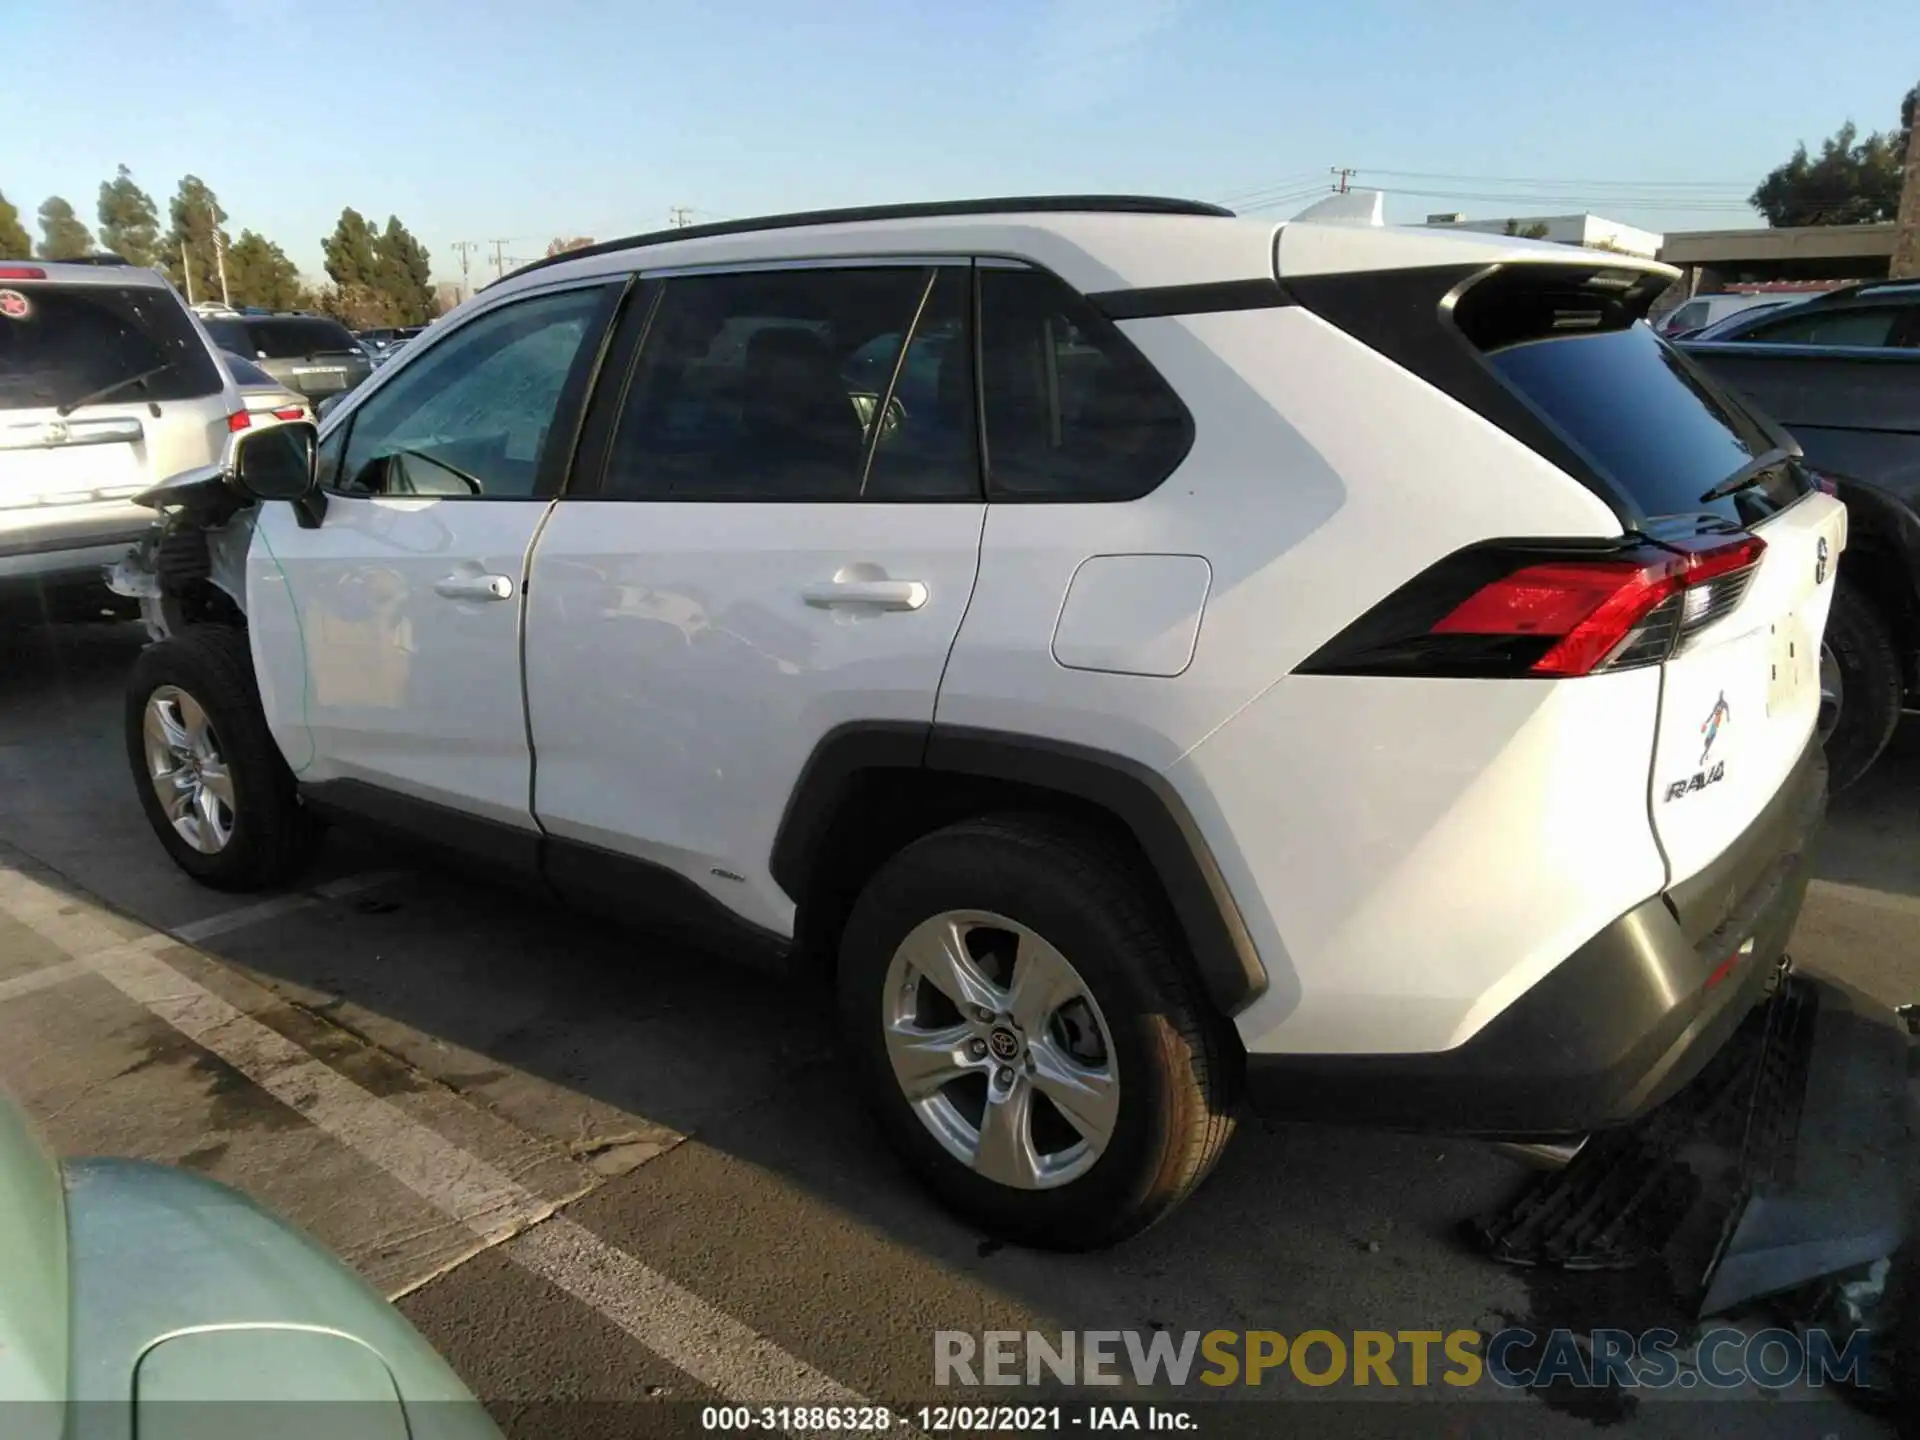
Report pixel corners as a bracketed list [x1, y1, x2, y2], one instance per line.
[0, 259, 244, 620]
[118, 197, 1842, 1248]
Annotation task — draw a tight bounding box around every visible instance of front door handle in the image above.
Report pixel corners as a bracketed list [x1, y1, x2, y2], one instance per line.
[801, 578, 929, 612]
[434, 573, 515, 601]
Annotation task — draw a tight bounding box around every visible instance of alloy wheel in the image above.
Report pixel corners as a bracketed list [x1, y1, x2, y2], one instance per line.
[881, 910, 1119, 1190]
[142, 685, 235, 855]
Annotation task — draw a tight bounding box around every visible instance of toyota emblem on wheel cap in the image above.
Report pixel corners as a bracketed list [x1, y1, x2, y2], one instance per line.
[988, 1028, 1021, 1061]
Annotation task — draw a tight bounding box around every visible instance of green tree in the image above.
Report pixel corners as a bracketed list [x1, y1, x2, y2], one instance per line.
[377, 215, 435, 323]
[163, 175, 231, 304]
[96, 164, 159, 266]
[1501, 218, 1552, 239]
[0, 191, 29, 259]
[225, 229, 304, 310]
[35, 196, 93, 260]
[1750, 82, 1917, 226]
[321, 207, 385, 325]
[546, 236, 595, 257]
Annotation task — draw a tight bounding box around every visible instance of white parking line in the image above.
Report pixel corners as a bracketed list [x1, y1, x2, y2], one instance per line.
[0, 862, 895, 1433]
[0, 956, 95, 1004]
[171, 869, 410, 943]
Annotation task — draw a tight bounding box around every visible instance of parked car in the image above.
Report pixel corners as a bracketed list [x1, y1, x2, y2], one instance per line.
[369, 336, 412, 369]
[221, 350, 314, 427]
[198, 313, 373, 406]
[0, 1089, 498, 1432]
[1655, 292, 1794, 338]
[0, 258, 245, 621]
[359, 325, 426, 354]
[1680, 279, 1920, 788]
[116, 196, 1841, 1249]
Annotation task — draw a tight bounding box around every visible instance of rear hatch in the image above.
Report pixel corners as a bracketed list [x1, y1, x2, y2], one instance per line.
[0, 272, 230, 511]
[1289, 253, 1845, 890]
[1462, 266, 1846, 885]
[228, 316, 372, 399]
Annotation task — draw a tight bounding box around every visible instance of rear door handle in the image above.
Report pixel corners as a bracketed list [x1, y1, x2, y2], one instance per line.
[801, 579, 929, 612]
[434, 573, 515, 601]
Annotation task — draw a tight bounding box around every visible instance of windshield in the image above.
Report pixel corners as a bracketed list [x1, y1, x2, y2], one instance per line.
[0, 283, 223, 411]
[244, 317, 362, 359]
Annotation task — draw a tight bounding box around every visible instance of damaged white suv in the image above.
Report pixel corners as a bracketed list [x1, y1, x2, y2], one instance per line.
[116, 196, 1843, 1248]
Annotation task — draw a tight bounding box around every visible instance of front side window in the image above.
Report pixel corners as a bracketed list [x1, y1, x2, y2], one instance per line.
[602, 265, 977, 501]
[977, 267, 1192, 501]
[336, 284, 611, 498]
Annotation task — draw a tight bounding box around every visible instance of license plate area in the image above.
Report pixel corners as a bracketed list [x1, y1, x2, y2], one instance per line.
[1765, 613, 1813, 717]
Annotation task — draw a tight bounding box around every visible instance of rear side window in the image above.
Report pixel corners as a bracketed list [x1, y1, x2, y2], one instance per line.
[202, 317, 252, 356]
[1456, 267, 1803, 525]
[1665, 301, 1708, 332]
[245, 317, 362, 359]
[603, 265, 977, 501]
[978, 268, 1192, 500]
[1743, 304, 1905, 348]
[0, 283, 223, 411]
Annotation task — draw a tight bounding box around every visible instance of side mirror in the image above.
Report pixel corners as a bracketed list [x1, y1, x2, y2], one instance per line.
[229, 420, 327, 528]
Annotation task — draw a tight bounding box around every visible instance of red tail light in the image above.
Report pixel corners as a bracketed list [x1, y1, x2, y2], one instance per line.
[0, 266, 46, 280]
[226, 411, 252, 432]
[1299, 533, 1766, 679]
[271, 405, 307, 421]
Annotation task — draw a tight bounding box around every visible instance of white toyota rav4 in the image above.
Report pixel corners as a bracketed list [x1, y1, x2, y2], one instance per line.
[118, 196, 1842, 1249]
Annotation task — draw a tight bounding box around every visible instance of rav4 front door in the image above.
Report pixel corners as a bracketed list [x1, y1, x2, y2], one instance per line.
[247, 281, 623, 838]
[523, 262, 984, 937]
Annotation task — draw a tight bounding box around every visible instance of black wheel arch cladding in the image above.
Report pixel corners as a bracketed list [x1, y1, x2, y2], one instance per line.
[770, 722, 1271, 1017]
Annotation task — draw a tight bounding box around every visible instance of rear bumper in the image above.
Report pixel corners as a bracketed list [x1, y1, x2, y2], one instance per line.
[0, 500, 150, 584]
[1244, 735, 1828, 1138]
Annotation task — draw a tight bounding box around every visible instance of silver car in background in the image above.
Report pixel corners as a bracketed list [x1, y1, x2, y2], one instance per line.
[0, 259, 242, 620]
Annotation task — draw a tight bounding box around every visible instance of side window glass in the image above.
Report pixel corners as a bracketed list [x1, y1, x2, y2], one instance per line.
[336, 286, 609, 498]
[978, 268, 1192, 501]
[603, 266, 975, 501]
[1751, 306, 1900, 348]
[315, 421, 347, 491]
[861, 268, 977, 500]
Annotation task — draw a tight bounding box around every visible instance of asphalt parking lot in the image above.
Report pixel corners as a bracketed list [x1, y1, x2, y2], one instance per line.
[2, 617, 1915, 1438]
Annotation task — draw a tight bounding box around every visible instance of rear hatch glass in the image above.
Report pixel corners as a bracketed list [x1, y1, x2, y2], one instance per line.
[1453, 266, 1807, 528]
[0, 282, 223, 412]
[246, 317, 363, 359]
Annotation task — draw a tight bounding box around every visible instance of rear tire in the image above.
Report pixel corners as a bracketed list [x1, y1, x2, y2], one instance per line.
[125, 625, 316, 891]
[837, 814, 1238, 1250]
[1821, 578, 1902, 792]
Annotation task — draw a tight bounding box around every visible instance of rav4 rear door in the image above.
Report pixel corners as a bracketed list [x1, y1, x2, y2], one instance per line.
[523, 262, 984, 937]
[1474, 292, 1847, 884]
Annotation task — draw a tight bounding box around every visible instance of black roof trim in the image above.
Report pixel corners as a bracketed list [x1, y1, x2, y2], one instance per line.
[1089, 277, 1294, 321]
[489, 195, 1235, 289]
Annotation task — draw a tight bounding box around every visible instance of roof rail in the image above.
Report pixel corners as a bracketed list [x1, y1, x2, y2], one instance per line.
[60, 253, 134, 267]
[490, 194, 1236, 289]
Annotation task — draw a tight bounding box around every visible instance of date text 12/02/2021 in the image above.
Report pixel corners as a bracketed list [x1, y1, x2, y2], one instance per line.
[698, 1405, 1193, 1432]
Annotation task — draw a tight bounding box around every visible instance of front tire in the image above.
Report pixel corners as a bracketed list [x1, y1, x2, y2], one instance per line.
[125, 625, 316, 890]
[837, 814, 1238, 1250]
[1821, 578, 1903, 792]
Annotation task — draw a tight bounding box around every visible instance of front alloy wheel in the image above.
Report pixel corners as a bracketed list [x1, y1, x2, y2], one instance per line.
[883, 910, 1119, 1190]
[142, 685, 236, 854]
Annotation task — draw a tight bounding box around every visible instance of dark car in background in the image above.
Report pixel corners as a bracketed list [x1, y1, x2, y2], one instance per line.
[1679, 278, 1920, 789]
[199, 313, 373, 405]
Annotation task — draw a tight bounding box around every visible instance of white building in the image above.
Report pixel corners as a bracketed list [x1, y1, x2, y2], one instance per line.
[1420, 212, 1664, 259]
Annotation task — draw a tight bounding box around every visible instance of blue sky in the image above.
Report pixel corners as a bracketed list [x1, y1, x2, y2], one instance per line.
[4, 0, 1914, 287]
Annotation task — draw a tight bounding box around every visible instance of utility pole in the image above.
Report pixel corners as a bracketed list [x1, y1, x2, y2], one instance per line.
[214, 226, 230, 308]
[1893, 108, 1920, 280]
[452, 239, 479, 300]
[1330, 167, 1357, 195]
[180, 241, 195, 304]
[668, 206, 693, 229]
[489, 238, 509, 281]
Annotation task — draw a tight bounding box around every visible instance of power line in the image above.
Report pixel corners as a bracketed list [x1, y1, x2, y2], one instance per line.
[1355, 167, 1752, 192]
[668, 206, 694, 229]
[1377, 186, 1758, 213]
[451, 239, 479, 299]
[1330, 166, 1357, 195]
[489, 238, 510, 280]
